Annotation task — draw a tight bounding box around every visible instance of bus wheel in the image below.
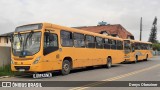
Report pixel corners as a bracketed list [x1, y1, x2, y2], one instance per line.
[145, 54, 148, 61]
[107, 57, 112, 69]
[135, 56, 138, 63]
[61, 60, 71, 75]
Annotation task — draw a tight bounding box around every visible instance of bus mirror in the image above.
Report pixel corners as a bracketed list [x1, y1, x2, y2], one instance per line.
[10, 34, 14, 43]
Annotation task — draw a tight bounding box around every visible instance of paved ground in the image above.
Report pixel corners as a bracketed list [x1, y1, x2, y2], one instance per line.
[0, 56, 160, 90]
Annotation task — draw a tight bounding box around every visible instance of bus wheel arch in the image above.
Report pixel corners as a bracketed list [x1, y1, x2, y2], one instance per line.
[135, 55, 138, 63]
[106, 56, 112, 69]
[61, 57, 73, 75]
[145, 54, 148, 61]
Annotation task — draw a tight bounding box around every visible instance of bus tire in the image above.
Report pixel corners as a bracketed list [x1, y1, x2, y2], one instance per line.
[107, 57, 112, 69]
[61, 60, 71, 75]
[135, 56, 138, 63]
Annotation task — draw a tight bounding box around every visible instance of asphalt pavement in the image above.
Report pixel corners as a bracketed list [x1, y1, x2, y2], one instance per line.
[0, 56, 160, 90]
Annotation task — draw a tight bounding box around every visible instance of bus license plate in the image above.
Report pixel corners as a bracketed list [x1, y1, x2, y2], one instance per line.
[19, 69, 25, 72]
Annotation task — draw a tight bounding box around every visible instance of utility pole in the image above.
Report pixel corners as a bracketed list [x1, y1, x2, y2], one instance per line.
[140, 17, 142, 41]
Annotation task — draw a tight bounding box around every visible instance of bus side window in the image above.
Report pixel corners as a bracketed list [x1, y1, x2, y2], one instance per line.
[104, 38, 110, 49]
[135, 43, 138, 50]
[85, 35, 95, 48]
[111, 40, 116, 49]
[140, 43, 143, 50]
[121, 41, 123, 50]
[60, 30, 73, 47]
[95, 37, 103, 49]
[43, 32, 59, 55]
[131, 43, 135, 52]
[135, 43, 140, 50]
[139, 43, 141, 50]
[117, 41, 123, 50]
[73, 33, 85, 48]
[144, 44, 147, 50]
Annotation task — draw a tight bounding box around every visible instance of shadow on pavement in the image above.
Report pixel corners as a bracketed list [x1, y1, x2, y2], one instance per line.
[14, 64, 120, 79]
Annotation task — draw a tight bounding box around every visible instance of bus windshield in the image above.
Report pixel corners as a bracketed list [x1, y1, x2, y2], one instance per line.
[12, 32, 41, 56]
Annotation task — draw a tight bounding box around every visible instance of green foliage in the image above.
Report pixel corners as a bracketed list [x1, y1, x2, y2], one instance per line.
[0, 65, 15, 76]
[148, 17, 158, 43]
[152, 43, 160, 51]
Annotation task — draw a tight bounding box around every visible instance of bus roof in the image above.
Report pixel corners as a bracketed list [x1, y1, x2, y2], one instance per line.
[124, 39, 152, 44]
[50, 23, 123, 41]
[15, 22, 123, 41]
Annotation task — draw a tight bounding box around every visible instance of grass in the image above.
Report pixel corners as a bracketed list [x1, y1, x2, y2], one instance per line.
[0, 65, 15, 76]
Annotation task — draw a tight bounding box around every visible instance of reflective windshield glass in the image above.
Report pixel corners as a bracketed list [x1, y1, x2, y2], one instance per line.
[12, 32, 41, 56]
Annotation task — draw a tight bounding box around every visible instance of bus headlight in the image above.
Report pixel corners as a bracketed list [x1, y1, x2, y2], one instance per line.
[11, 59, 14, 64]
[33, 57, 41, 64]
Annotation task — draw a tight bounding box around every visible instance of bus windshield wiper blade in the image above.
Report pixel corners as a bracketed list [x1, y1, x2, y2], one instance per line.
[18, 32, 22, 46]
[24, 31, 34, 47]
[20, 31, 34, 57]
[21, 31, 34, 56]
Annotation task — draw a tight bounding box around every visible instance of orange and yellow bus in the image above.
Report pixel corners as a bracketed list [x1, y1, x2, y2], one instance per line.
[124, 39, 153, 63]
[11, 22, 124, 75]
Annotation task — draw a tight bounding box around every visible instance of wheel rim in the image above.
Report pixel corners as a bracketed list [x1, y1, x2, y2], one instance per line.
[63, 63, 69, 72]
[108, 62, 111, 67]
[107, 58, 111, 67]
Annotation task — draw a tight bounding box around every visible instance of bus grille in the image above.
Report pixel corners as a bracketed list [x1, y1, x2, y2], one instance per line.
[15, 66, 30, 71]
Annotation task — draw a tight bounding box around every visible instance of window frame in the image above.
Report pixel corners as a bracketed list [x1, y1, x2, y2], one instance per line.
[85, 35, 95, 48]
[117, 40, 123, 50]
[104, 38, 111, 49]
[43, 32, 59, 56]
[73, 32, 85, 48]
[110, 39, 117, 50]
[95, 36, 103, 49]
[60, 30, 73, 47]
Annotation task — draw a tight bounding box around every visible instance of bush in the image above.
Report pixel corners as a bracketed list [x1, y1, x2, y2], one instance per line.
[152, 43, 160, 51]
[0, 65, 15, 76]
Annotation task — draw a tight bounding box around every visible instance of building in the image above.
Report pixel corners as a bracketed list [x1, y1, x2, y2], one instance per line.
[75, 22, 134, 40]
[0, 32, 13, 47]
[0, 32, 13, 67]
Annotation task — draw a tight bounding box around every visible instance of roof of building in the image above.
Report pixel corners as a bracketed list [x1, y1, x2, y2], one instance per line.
[0, 32, 13, 37]
[75, 24, 134, 39]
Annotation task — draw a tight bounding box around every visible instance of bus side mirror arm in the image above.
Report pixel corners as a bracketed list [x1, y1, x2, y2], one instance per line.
[10, 34, 14, 43]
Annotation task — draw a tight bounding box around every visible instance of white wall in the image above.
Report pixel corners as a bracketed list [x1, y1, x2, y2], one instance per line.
[0, 37, 11, 47]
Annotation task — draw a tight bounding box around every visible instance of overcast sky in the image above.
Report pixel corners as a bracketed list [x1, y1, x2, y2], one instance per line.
[0, 0, 160, 41]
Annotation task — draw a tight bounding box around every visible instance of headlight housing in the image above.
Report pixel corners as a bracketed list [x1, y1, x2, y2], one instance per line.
[11, 59, 14, 64]
[33, 56, 41, 64]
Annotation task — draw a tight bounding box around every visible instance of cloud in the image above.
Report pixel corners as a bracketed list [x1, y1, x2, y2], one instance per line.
[0, 0, 160, 41]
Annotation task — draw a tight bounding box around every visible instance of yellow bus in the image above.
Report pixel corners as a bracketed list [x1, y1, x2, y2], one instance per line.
[11, 22, 124, 75]
[124, 39, 153, 63]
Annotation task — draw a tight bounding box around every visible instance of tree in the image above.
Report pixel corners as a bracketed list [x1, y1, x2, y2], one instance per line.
[152, 43, 160, 51]
[148, 17, 158, 43]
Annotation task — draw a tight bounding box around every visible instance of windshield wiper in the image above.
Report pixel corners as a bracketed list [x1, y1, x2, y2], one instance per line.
[24, 31, 34, 47]
[18, 32, 22, 46]
[21, 31, 34, 57]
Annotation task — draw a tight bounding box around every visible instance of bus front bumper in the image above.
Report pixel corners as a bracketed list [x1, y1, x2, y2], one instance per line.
[11, 64, 43, 72]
